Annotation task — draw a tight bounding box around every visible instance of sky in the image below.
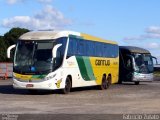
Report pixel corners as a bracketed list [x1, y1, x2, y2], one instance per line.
[0, 0, 160, 62]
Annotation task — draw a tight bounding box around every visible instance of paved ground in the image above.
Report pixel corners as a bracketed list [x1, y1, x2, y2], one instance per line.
[0, 79, 160, 119]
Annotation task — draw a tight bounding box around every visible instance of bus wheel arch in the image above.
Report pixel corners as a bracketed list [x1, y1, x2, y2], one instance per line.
[61, 75, 72, 94]
[103, 74, 107, 78]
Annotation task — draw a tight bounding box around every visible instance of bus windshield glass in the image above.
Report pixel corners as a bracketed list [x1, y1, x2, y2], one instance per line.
[14, 37, 67, 74]
[133, 53, 153, 73]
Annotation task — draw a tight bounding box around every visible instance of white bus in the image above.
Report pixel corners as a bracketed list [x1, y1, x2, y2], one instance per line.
[7, 31, 119, 94]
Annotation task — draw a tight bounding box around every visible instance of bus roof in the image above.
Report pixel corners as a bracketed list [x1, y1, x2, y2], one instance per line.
[19, 30, 117, 45]
[119, 46, 150, 54]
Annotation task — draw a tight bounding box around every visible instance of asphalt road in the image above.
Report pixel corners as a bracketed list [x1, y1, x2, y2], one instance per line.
[0, 79, 160, 120]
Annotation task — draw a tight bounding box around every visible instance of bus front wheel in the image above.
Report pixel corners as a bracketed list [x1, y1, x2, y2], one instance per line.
[61, 77, 71, 94]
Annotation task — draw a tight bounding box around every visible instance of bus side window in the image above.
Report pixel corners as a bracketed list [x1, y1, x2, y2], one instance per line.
[125, 56, 132, 70]
[78, 40, 84, 56]
[86, 41, 94, 56]
[67, 38, 77, 58]
[53, 47, 62, 70]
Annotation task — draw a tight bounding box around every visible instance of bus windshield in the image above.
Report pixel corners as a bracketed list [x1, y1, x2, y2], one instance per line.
[133, 53, 153, 73]
[14, 38, 67, 74]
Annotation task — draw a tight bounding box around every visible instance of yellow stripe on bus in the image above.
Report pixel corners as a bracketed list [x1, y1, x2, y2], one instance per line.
[81, 33, 117, 45]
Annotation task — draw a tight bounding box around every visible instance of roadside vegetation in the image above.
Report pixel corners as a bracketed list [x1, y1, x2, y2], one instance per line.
[0, 27, 29, 62]
[154, 71, 160, 77]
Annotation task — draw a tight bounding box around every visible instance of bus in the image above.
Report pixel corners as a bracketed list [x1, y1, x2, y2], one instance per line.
[7, 30, 119, 94]
[119, 46, 154, 85]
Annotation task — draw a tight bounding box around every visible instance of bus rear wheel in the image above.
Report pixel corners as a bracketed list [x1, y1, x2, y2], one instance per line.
[61, 77, 71, 94]
[99, 75, 111, 90]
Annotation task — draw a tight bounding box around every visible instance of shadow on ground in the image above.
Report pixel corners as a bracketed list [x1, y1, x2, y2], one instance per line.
[0, 83, 100, 95]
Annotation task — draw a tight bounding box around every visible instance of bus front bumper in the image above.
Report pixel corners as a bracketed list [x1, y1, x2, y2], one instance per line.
[132, 73, 154, 82]
[13, 78, 62, 90]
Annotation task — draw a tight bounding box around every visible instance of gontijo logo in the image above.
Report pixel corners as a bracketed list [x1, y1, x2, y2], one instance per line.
[95, 59, 110, 66]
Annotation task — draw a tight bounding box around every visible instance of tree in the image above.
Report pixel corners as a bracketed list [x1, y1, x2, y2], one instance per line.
[0, 27, 29, 62]
[0, 37, 7, 62]
[4, 27, 29, 46]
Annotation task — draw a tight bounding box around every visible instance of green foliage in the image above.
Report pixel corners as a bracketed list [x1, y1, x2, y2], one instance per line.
[154, 71, 160, 77]
[0, 37, 7, 62]
[0, 27, 29, 62]
[4, 27, 29, 46]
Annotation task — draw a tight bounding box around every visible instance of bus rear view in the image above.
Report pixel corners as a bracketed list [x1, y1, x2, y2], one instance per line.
[119, 46, 154, 85]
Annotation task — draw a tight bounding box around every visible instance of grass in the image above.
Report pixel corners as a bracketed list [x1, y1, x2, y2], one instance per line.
[154, 71, 160, 77]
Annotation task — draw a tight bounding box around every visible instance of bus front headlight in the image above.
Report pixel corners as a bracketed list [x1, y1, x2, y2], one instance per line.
[45, 74, 56, 81]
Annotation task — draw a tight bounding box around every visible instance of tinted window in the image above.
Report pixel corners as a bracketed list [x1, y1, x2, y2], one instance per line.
[86, 40, 94, 56]
[78, 40, 86, 55]
[67, 37, 118, 58]
[53, 37, 67, 70]
[67, 37, 78, 57]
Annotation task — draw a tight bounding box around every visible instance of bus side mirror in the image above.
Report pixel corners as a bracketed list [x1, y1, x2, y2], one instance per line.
[7, 44, 16, 58]
[152, 56, 158, 65]
[52, 44, 62, 59]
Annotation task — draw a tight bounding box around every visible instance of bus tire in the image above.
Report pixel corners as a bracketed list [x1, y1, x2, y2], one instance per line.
[135, 81, 140, 85]
[99, 75, 110, 90]
[61, 77, 71, 94]
[107, 75, 112, 87]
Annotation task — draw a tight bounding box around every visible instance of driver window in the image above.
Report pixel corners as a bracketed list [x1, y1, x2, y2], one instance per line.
[125, 56, 132, 70]
[53, 46, 63, 70]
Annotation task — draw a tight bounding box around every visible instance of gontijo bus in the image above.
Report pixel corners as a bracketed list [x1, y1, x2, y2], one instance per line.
[7, 31, 119, 94]
[119, 46, 154, 85]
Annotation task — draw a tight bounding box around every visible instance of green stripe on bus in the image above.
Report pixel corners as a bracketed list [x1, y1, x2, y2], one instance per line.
[76, 56, 90, 80]
[76, 56, 95, 81]
[31, 75, 46, 79]
[83, 57, 96, 80]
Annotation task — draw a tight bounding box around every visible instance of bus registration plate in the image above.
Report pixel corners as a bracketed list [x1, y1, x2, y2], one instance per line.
[26, 84, 34, 88]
